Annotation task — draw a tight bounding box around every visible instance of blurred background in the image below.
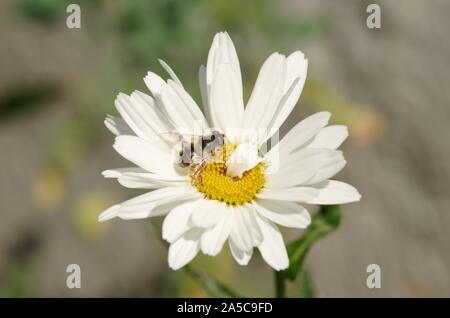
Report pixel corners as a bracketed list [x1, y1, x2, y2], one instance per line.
[0, 0, 449, 297]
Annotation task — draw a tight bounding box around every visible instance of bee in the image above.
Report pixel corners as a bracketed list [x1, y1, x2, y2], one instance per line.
[174, 130, 224, 183]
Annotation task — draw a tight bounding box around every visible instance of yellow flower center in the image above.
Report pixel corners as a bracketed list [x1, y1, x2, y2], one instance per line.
[192, 145, 265, 205]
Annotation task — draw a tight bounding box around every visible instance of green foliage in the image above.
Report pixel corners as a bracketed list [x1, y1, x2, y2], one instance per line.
[17, 0, 68, 23]
[284, 205, 341, 281]
[0, 234, 39, 298]
[0, 84, 60, 121]
[0, 261, 36, 297]
[17, 0, 101, 24]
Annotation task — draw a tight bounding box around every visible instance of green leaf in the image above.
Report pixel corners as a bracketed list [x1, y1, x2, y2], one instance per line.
[184, 265, 241, 298]
[283, 205, 341, 281]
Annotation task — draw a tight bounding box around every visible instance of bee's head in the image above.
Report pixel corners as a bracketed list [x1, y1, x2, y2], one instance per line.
[176, 140, 194, 167]
[211, 130, 224, 147]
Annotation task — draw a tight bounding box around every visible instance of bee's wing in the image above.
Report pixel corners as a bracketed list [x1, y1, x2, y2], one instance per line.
[158, 131, 184, 144]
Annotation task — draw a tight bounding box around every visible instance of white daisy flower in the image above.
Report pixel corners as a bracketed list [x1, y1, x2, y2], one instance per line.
[100, 32, 361, 271]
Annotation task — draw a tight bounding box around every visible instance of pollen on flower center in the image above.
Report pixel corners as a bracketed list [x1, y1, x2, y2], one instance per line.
[192, 145, 265, 205]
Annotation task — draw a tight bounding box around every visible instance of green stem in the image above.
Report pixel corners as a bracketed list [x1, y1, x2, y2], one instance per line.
[184, 265, 240, 298]
[275, 271, 286, 298]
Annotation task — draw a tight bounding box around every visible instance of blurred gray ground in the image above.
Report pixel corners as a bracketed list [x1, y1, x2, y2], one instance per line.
[0, 0, 449, 297]
[296, 0, 450, 297]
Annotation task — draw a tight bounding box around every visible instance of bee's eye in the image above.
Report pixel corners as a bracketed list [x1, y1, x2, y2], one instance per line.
[178, 145, 193, 164]
[213, 132, 224, 146]
[201, 135, 213, 149]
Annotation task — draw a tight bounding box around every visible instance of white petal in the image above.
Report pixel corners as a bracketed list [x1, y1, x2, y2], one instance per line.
[229, 239, 253, 266]
[117, 172, 188, 189]
[229, 205, 262, 251]
[168, 81, 208, 127]
[307, 180, 361, 205]
[245, 204, 264, 246]
[115, 93, 161, 141]
[307, 125, 348, 149]
[168, 229, 202, 270]
[268, 112, 331, 158]
[158, 81, 206, 132]
[198, 65, 211, 122]
[131, 90, 174, 135]
[284, 51, 308, 93]
[191, 200, 227, 228]
[265, 149, 342, 188]
[206, 32, 242, 103]
[113, 135, 175, 175]
[226, 143, 263, 178]
[253, 199, 311, 229]
[158, 59, 183, 87]
[116, 176, 165, 189]
[256, 187, 318, 202]
[144, 72, 165, 96]
[103, 168, 186, 180]
[304, 158, 347, 185]
[200, 208, 233, 256]
[255, 215, 289, 271]
[265, 162, 319, 188]
[229, 212, 252, 251]
[163, 200, 200, 243]
[104, 115, 134, 136]
[98, 187, 200, 221]
[102, 167, 145, 178]
[272, 147, 342, 173]
[265, 52, 308, 139]
[243, 53, 286, 130]
[210, 63, 244, 131]
[98, 205, 120, 222]
[117, 199, 193, 220]
[117, 187, 195, 207]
